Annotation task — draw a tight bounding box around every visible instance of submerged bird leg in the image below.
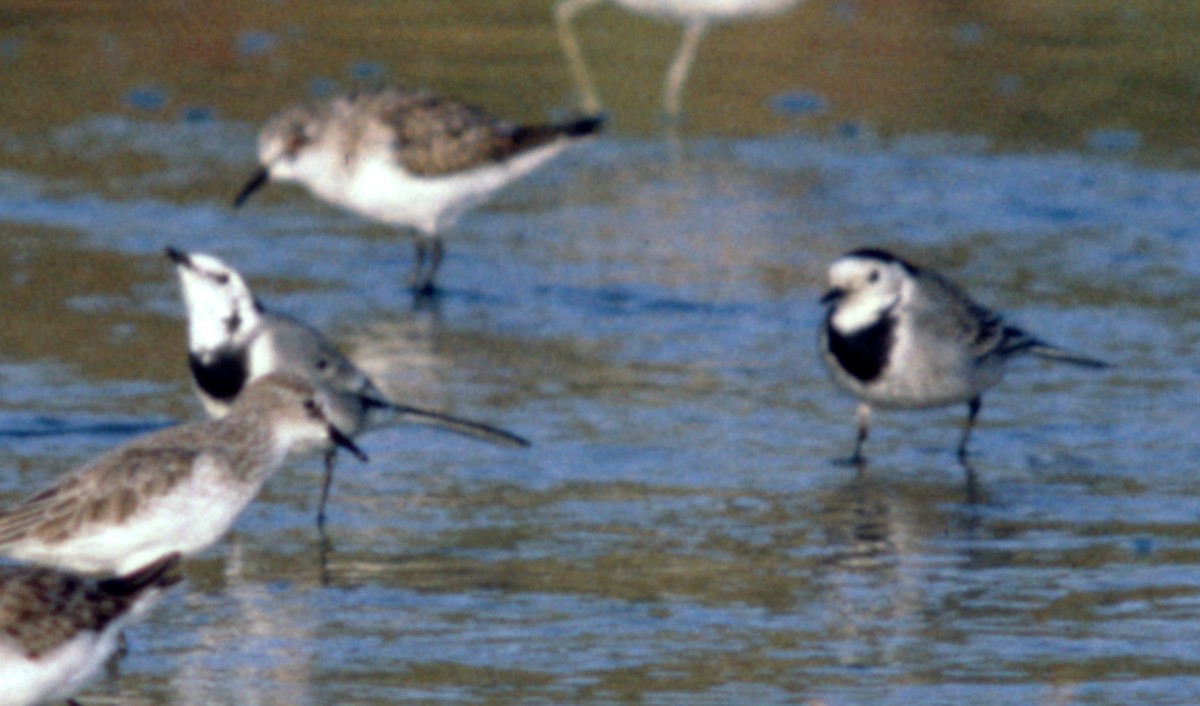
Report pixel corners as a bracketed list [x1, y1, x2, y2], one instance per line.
[852, 402, 870, 462]
[411, 237, 442, 297]
[555, 0, 605, 114]
[427, 237, 444, 290]
[411, 239, 429, 292]
[316, 449, 337, 528]
[961, 456, 984, 507]
[663, 17, 709, 121]
[836, 402, 870, 466]
[317, 522, 333, 587]
[957, 396, 982, 460]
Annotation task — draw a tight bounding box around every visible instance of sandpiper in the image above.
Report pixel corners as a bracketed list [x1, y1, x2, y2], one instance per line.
[0, 373, 365, 575]
[0, 553, 182, 706]
[233, 86, 604, 295]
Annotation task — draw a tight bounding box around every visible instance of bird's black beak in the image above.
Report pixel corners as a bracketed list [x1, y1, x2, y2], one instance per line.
[328, 425, 369, 463]
[165, 246, 191, 267]
[820, 288, 845, 305]
[233, 166, 270, 208]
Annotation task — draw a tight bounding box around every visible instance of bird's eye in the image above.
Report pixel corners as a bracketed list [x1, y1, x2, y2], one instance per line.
[868, 270, 880, 283]
[214, 273, 230, 285]
[303, 399, 320, 416]
[286, 132, 308, 155]
[316, 359, 329, 371]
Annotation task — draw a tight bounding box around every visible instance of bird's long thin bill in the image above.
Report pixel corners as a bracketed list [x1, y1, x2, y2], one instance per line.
[329, 425, 369, 462]
[233, 166, 270, 208]
[383, 403, 530, 448]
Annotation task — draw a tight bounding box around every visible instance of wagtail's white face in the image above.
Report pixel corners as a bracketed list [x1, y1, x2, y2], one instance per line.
[823, 250, 910, 333]
[167, 248, 262, 353]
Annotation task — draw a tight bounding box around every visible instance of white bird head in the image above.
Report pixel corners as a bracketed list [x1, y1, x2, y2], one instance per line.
[232, 102, 331, 207]
[821, 248, 913, 332]
[259, 103, 331, 180]
[166, 248, 264, 354]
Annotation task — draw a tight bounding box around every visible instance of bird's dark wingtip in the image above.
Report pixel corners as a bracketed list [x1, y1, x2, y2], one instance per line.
[100, 553, 185, 596]
[566, 112, 608, 138]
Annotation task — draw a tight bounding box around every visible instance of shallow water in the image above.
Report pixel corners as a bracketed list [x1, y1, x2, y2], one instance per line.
[1, 2, 1200, 705]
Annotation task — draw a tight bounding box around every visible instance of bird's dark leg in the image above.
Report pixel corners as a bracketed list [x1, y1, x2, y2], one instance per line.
[411, 238, 442, 297]
[852, 403, 870, 464]
[957, 396, 982, 461]
[316, 449, 336, 528]
[961, 456, 984, 507]
[411, 239, 429, 292]
[836, 403, 871, 467]
[420, 238, 444, 297]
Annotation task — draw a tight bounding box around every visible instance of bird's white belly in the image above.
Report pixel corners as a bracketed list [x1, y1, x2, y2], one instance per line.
[0, 631, 117, 706]
[7, 458, 261, 575]
[339, 146, 569, 235]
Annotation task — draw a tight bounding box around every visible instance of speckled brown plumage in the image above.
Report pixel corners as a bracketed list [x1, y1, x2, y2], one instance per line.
[382, 90, 594, 176]
[0, 416, 267, 550]
[266, 87, 603, 178]
[0, 553, 180, 658]
[240, 85, 603, 293]
[0, 373, 348, 574]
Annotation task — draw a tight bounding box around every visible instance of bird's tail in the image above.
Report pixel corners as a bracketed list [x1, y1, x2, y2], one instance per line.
[557, 114, 606, 139]
[1027, 343, 1110, 369]
[510, 114, 606, 152]
[99, 552, 185, 597]
[364, 398, 530, 448]
[996, 325, 1110, 369]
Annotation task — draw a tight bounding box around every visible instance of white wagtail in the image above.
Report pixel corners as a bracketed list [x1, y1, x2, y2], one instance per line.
[166, 247, 529, 526]
[232, 86, 604, 295]
[0, 553, 182, 706]
[818, 247, 1109, 462]
[0, 374, 365, 575]
[556, 0, 803, 118]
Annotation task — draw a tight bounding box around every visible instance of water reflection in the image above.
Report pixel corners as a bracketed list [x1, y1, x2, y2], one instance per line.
[344, 314, 448, 406]
[168, 541, 317, 706]
[2, 2, 1200, 704]
[814, 472, 931, 670]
